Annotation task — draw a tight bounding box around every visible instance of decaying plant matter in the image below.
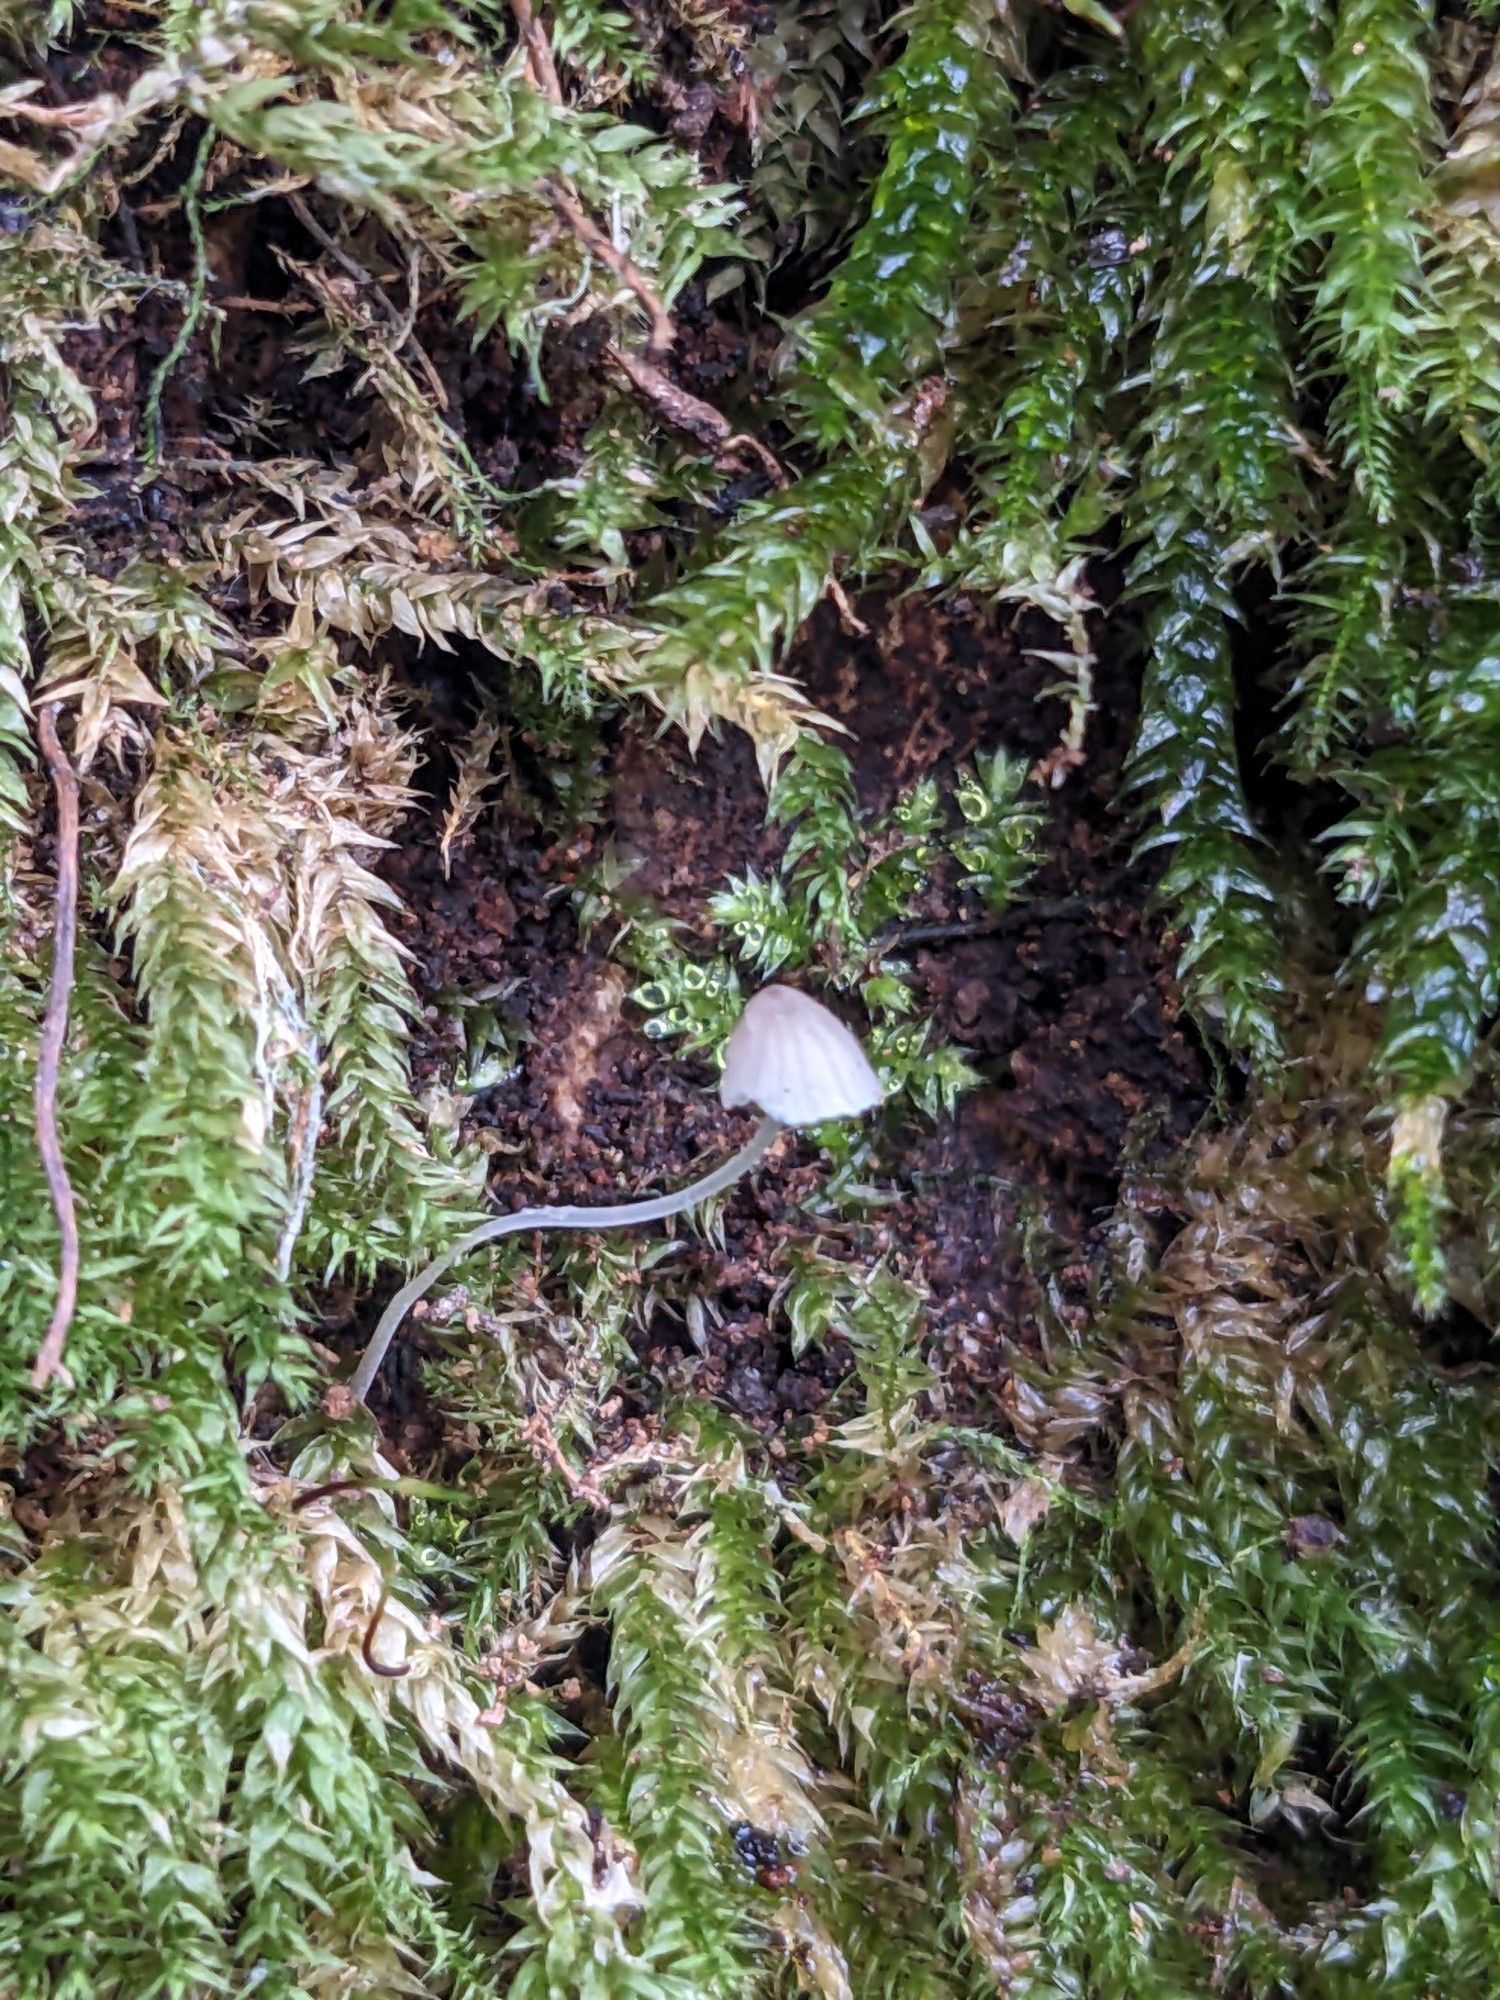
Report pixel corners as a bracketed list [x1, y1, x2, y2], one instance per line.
[2, 1, 1500, 1995]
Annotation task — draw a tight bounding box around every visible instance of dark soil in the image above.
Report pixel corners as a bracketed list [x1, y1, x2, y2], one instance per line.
[376, 583, 1212, 1438]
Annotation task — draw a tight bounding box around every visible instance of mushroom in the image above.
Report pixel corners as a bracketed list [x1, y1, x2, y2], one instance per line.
[721, 982, 883, 1126]
[348, 985, 884, 1404]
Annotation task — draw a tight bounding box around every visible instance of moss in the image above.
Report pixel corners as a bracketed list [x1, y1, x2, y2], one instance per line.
[1, 0, 1499, 1992]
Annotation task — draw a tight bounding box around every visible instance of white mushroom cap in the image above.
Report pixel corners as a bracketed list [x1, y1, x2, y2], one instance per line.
[720, 985, 884, 1127]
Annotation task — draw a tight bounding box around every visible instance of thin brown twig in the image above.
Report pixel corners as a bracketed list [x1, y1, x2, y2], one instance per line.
[509, 0, 677, 357]
[288, 192, 386, 294]
[509, 0, 564, 102]
[546, 183, 677, 358]
[604, 341, 784, 481]
[30, 703, 81, 1393]
[519, 1411, 611, 1511]
[215, 294, 313, 317]
[827, 576, 870, 636]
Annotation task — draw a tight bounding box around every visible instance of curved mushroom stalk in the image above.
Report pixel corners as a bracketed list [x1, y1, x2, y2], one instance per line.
[348, 1115, 781, 1403]
[347, 986, 883, 1405]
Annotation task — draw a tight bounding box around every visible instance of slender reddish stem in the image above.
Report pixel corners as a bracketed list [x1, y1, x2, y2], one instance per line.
[30, 703, 81, 1392]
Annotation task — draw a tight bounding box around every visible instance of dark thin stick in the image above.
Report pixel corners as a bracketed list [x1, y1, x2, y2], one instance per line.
[361, 1586, 411, 1678]
[873, 896, 1093, 954]
[30, 704, 81, 1392]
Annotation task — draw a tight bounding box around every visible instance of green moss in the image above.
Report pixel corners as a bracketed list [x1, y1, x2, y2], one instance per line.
[2, 0, 1499, 1992]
